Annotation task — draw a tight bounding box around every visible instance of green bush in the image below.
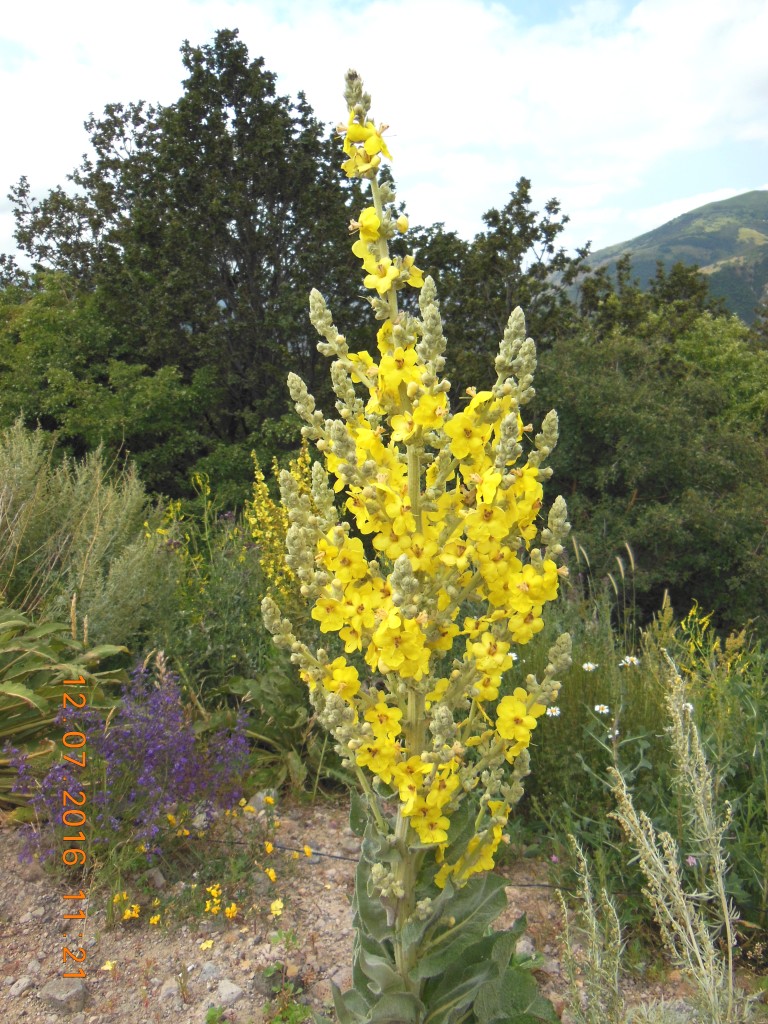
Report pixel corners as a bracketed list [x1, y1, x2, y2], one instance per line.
[0, 603, 127, 806]
[0, 419, 172, 650]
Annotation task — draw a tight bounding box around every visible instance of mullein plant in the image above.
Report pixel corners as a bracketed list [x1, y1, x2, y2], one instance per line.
[262, 70, 571, 1024]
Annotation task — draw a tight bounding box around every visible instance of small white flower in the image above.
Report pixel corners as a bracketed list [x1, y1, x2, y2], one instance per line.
[546, 706, 561, 717]
[619, 655, 640, 667]
[582, 662, 598, 672]
[510, 652, 519, 662]
[594, 704, 610, 715]
[607, 728, 620, 740]
[682, 702, 694, 713]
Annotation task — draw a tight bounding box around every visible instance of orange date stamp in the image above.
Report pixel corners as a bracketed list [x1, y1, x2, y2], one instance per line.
[60, 675, 89, 978]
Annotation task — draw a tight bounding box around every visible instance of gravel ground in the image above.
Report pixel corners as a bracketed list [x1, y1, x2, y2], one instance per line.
[0, 794, 728, 1024]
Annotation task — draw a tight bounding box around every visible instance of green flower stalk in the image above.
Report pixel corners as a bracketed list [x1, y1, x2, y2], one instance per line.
[262, 70, 571, 1024]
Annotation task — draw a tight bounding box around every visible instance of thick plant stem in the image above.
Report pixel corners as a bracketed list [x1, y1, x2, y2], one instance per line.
[392, 686, 427, 993]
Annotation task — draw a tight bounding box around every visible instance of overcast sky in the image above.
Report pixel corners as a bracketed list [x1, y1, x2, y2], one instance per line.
[1, 0, 767, 264]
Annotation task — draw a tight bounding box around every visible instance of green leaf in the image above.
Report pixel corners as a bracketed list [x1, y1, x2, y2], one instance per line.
[349, 788, 368, 837]
[422, 933, 501, 1024]
[412, 874, 508, 980]
[0, 682, 48, 712]
[356, 931, 401, 995]
[332, 983, 370, 1024]
[367, 991, 424, 1024]
[352, 856, 393, 945]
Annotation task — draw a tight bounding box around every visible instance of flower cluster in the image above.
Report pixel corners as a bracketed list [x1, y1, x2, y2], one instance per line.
[262, 71, 571, 889]
[245, 443, 313, 616]
[15, 653, 250, 868]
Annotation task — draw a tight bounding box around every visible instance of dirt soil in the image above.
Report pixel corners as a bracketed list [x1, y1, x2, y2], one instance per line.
[0, 794, 737, 1024]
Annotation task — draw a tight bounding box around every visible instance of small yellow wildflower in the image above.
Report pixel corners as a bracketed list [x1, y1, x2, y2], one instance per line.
[101, 961, 117, 971]
[265, 867, 277, 883]
[200, 939, 214, 951]
[224, 903, 238, 919]
[149, 914, 161, 926]
[270, 899, 284, 918]
[264, 795, 275, 806]
[303, 845, 313, 858]
[264, 841, 274, 854]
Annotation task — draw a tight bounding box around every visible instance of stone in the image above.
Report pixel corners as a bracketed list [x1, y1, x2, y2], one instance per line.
[17, 860, 45, 882]
[27, 958, 42, 974]
[144, 867, 167, 890]
[158, 977, 180, 1002]
[10, 975, 33, 996]
[39, 977, 87, 1013]
[307, 978, 334, 1005]
[330, 965, 353, 991]
[199, 961, 221, 982]
[216, 978, 244, 1006]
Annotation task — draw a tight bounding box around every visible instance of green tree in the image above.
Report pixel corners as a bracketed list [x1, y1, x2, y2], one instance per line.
[537, 311, 768, 630]
[7, 30, 364, 501]
[578, 255, 728, 337]
[410, 178, 590, 398]
[0, 272, 200, 480]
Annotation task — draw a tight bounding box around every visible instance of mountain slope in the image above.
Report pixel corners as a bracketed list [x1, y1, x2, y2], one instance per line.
[587, 190, 768, 322]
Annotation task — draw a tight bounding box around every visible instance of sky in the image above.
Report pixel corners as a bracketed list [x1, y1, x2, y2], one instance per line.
[1, 0, 767, 264]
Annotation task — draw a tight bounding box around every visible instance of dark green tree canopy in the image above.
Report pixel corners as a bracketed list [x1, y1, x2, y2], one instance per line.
[7, 30, 364, 499]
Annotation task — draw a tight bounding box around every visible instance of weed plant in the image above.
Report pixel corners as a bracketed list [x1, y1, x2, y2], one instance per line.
[557, 658, 763, 1023]
[145, 475, 347, 791]
[12, 652, 251, 889]
[0, 418, 171, 649]
[516, 573, 768, 951]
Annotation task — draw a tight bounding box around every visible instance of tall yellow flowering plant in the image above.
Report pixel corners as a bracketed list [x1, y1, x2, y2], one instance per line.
[262, 71, 571, 1024]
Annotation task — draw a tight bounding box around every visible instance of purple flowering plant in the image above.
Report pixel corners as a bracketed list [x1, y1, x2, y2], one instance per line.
[9, 651, 251, 881]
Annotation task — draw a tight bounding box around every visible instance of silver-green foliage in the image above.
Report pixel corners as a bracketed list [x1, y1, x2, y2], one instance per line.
[0, 418, 170, 648]
[608, 658, 757, 1024]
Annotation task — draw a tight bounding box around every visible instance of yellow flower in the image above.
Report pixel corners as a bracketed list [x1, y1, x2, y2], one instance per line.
[363, 258, 400, 295]
[303, 845, 313, 858]
[200, 939, 214, 951]
[264, 796, 275, 806]
[270, 898, 284, 918]
[364, 700, 403, 741]
[224, 903, 238, 919]
[496, 688, 546, 749]
[265, 867, 277, 883]
[101, 961, 117, 971]
[264, 840, 274, 854]
[149, 914, 161, 926]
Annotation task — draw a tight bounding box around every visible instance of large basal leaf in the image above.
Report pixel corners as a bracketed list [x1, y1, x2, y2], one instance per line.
[422, 933, 502, 1024]
[411, 873, 508, 980]
[477, 964, 560, 1024]
[366, 990, 424, 1024]
[0, 681, 48, 712]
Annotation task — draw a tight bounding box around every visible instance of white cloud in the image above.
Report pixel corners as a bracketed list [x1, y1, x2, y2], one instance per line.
[1, 0, 767, 259]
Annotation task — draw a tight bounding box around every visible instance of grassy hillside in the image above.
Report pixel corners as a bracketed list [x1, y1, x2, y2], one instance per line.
[588, 190, 768, 322]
